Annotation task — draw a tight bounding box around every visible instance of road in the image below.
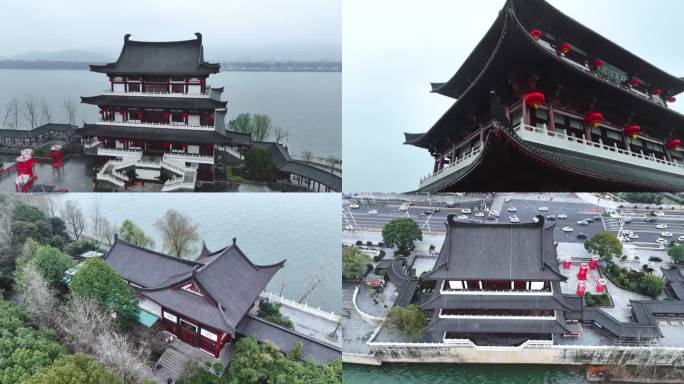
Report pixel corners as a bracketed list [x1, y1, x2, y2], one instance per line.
[343, 195, 684, 246]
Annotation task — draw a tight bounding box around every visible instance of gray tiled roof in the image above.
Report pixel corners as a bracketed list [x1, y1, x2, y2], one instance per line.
[0, 123, 75, 138]
[81, 95, 227, 110]
[90, 33, 220, 76]
[424, 313, 572, 335]
[662, 267, 684, 300]
[141, 287, 230, 331]
[77, 124, 248, 145]
[236, 315, 341, 364]
[104, 238, 199, 287]
[424, 216, 564, 281]
[421, 285, 572, 311]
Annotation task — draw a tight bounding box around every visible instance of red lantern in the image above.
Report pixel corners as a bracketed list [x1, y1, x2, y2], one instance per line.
[623, 124, 641, 139]
[559, 42, 572, 54]
[584, 111, 603, 128]
[668, 96, 677, 103]
[524, 91, 545, 109]
[591, 59, 604, 70]
[667, 138, 681, 150]
[529, 29, 542, 40]
[629, 78, 641, 87]
[652, 88, 663, 96]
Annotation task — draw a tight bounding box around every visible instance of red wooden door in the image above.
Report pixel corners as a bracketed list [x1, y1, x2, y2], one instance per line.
[179, 319, 198, 347]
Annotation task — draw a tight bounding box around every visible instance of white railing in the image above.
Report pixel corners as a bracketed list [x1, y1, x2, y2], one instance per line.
[439, 313, 556, 320]
[96, 147, 143, 160]
[161, 176, 195, 192]
[83, 140, 102, 149]
[96, 120, 215, 131]
[260, 291, 341, 323]
[102, 89, 210, 98]
[350, 287, 384, 325]
[163, 152, 214, 165]
[514, 125, 684, 176]
[419, 147, 483, 188]
[160, 160, 191, 175]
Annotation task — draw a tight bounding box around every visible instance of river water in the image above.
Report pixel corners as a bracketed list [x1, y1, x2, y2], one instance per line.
[51, 193, 341, 313]
[0, 69, 341, 159]
[343, 363, 590, 383]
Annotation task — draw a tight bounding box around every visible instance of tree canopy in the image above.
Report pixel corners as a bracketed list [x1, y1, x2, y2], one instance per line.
[639, 273, 665, 298]
[387, 304, 428, 342]
[119, 219, 154, 248]
[29, 245, 74, 287]
[584, 231, 622, 261]
[154, 210, 198, 258]
[669, 244, 684, 264]
[228, 113, 272, 142]
[22, 353, 123, 384]
[382, 218, 423, 255]
[342, 247, 370, 280]
[244, 148, 274, 181]
[70, 258, 139, 329]
[64, 238, 100, 257]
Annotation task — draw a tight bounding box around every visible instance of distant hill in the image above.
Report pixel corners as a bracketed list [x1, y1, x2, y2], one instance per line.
[10, 49, 111, 62]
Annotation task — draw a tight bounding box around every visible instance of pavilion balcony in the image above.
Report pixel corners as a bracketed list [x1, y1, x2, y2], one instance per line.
[103, 84, 211, 98]
[163, 151, 215, 165]
[419, 147, 482, 189]
[96, 147, 143, 161]
[439, 285, 553, 296]
[514, 125, 684, 177]
[96, 120, 215, 131]
[439, 308, 556, 321]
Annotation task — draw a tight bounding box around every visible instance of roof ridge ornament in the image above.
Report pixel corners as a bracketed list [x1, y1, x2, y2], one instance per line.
[195, 32, 202, 43]
[124, 34, 131, 42]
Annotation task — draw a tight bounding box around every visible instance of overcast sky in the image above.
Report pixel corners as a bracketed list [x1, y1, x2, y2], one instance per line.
[0, 0, 341, 61]
[343, 0, 684, 192]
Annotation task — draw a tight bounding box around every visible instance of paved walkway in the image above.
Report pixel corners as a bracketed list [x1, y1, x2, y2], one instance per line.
[277, 303, 341, 347]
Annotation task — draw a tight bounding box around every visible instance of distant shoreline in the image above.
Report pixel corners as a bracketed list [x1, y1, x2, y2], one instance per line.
[0, 60, 341, 73]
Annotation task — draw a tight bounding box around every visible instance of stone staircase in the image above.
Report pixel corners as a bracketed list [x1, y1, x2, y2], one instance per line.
[341, 287, 354, 318]
[156, 345, 190, 381]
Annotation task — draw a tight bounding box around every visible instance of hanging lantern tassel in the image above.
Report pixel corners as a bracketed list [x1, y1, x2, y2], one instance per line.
[524, 91, 545, 110]
[559, 42, 572, 54]
[624, 124, 641, 140]
[667, 138, 682, 151]
[584, 111, 603, 128]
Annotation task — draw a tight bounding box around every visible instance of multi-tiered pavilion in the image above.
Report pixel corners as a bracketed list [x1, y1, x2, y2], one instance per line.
[406, 0, 684, 192]
[78, 33, 249, 190]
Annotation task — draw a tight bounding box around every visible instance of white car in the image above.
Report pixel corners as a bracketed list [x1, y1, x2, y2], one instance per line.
[461, 208, 472, 214]
[577, 220, 588, 225]
[656, 224, 668, 229]
[654, 211, 665, 217]
[505, 197, 512, 202]
[557, 214, 567, 219]
[457, 214, 469, 220]
[509, 215, 520, 223]
[662, 232, 673, 237]
[368, 209, 378, 215]
[507, 207, 517, 212]
[623, 229, 633, 235]
[398, 203, 409, 211]
[474, 212, 485, 217]
[538, 207, 549, 212]
[678, 235, 684, 242]
[656, 238, 668, 244]
[489, 210, 500, 217]
[349, 204, 360, 209]
[562, 227, 573, 232]
[623, 217, 632, 223]
[628, 233, 639, 239]
[532, 217, 540, 223]
[446, 201, 456, 208]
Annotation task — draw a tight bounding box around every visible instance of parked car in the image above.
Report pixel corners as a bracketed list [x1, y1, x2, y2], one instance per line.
[509, 215, 520, 223]
[532, 217, 540, 223]
[457, 214, 469, 220]
[489, 210, 500, 217]
[474, 212, 485, 217]
[507, 207, 517, 212]
[648, 256, 663, 262]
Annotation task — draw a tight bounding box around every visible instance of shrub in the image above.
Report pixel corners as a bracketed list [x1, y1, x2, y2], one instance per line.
[355, 240, 363, 246]
[366, 241, 373, 246]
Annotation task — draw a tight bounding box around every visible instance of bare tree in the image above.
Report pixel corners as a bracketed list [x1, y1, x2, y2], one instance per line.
[90, 197, 103, 243]
[39, 98, 53, 125]
[23, 96, 39, 128]
[272, 126, 289, 143]
[298, 272, 323, 303]
[251, 114, 272, 142]
[2, 98, 21, 129]
[155, 209, 199, 258]
[301, 150, 314, 163]
[62, 97, 78, 126]
[61, 200, 86, 240]
[15, 263, 58, 329]
[100, 217, 117, 247]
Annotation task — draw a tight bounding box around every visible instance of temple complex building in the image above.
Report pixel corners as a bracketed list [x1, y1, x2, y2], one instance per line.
[406, 0, 684, 192]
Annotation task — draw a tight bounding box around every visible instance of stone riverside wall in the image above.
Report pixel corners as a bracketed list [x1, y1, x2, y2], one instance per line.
[364, 342, 684, 366]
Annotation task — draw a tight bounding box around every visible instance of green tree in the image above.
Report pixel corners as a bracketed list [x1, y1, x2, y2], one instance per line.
[12, 202, 46, 222]
[244, 148, 274, 181]
[70, 258, 139, 329]
[584, 231, 622, 261]
[228, 113, 252, 133]
[31, 245, 74, 287]
[387, 304, 428, 341]
[251, 114, 272, 142]
[64, 239, 100, 257]
[154, 209, 198, 258]
[119, 219, 154, 248]
[669, 244, 684, 264]
[639, 274, 665, 297]
[0, 300, 66, 383]
[342, 247, 370, 280]
[22, 353, 123, 384]
[382, 218, 423, 255]
[257, 299, 293, 329]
